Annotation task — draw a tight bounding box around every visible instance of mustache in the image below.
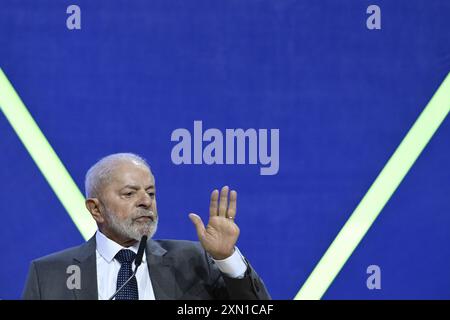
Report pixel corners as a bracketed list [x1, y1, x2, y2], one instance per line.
[132, 210, 157, 222]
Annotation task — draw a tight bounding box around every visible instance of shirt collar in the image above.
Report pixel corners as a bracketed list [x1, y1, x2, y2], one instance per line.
[95, 230, 147, 264]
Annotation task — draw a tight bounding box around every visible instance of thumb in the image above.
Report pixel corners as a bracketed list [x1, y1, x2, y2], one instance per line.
[189, 213, 206, 239]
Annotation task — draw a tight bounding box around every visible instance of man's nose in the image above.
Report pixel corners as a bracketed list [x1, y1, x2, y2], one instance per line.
[137, 191, 152, 209]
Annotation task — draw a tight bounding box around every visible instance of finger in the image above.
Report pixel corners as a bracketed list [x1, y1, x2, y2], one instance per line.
[227, 190, 237, 219]
[209, 189, 219, 218]
[189, 213, 206, 240]
[218, 186, 229, 217]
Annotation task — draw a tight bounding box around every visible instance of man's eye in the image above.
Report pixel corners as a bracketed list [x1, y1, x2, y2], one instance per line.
[124, 192, 134, 196]
[148, 192, 155, 197]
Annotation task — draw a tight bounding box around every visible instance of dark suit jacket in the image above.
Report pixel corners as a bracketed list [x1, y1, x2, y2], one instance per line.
[22, 236, 270, 300]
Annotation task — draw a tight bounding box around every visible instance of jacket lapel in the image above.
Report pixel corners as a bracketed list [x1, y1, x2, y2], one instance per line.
[146, 240, 179, 300]
[72, 235, 98, 300]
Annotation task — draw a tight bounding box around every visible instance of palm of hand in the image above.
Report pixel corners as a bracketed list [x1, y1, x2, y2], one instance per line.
[189, 186, 240, 260]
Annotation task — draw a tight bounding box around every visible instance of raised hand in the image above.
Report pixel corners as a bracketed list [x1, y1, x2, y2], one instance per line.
[189, 186, 240, 260]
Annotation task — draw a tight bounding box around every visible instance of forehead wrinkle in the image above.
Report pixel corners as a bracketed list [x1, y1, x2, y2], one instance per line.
[108, 162, 154, 191]
[85, 153, 153, 198]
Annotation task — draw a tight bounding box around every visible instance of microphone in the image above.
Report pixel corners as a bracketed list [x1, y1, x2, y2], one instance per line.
[109, 235, 148, 300]
[134, 235, 147, 267]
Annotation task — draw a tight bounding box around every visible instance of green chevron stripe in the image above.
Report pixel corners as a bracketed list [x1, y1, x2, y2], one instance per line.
[0, 68, 96, 240]
[295, 73, 450, 300]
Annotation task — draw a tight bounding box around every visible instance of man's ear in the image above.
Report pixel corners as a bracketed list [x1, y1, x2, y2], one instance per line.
[85, 198, 105, 224]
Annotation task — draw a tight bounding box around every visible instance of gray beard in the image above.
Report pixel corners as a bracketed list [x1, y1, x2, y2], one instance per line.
[104, 207, 158, 241]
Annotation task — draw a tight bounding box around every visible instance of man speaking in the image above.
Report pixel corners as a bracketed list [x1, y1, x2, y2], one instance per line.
[22, 153, 270, 300]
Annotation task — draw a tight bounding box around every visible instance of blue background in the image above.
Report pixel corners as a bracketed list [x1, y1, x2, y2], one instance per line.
[1, 0, 449, 299]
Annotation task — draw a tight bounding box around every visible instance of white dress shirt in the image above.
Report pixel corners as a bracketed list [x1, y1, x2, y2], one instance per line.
[95, 230, 248, 300]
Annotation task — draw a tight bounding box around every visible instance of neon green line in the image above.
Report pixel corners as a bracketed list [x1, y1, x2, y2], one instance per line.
[295, 73, 450, 300]
[0, 68, 96, 240]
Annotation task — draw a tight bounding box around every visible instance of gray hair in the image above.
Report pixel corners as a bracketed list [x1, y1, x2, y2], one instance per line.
[85, 153, 151, 198]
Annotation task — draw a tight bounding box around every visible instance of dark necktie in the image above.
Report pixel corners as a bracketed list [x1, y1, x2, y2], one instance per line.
[114, 249, 138, 300]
